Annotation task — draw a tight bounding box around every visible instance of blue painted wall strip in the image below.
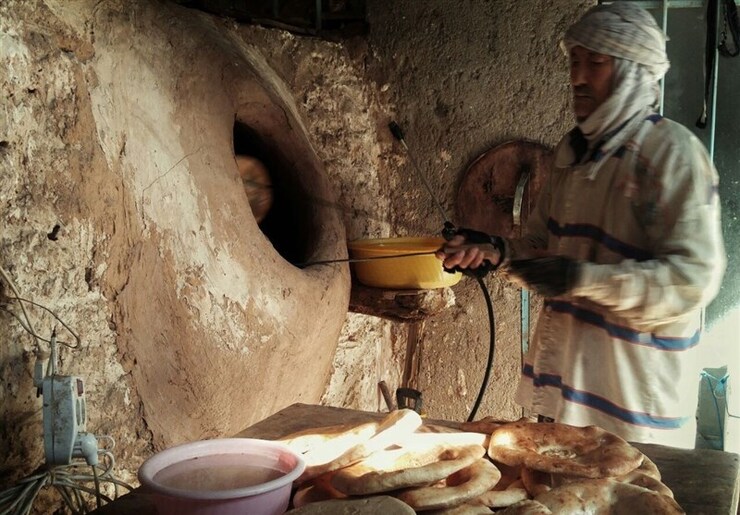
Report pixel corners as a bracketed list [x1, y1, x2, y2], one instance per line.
[521, 289, 529, 356]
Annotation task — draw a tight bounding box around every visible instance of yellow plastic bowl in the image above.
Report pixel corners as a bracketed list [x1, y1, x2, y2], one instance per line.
[347, 237, 462, 289]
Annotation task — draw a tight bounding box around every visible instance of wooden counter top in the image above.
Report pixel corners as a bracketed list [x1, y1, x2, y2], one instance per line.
[93, 403, 740, 514]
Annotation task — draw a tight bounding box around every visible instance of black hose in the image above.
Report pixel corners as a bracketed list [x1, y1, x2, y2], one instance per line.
[467, 275, 496, 422]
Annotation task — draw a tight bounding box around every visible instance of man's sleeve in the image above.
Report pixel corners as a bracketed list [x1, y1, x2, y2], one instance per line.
[571, 134, 726, 330]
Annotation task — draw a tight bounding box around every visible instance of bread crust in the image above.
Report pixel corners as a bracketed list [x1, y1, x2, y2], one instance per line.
[488, 421, 642, 478]
[395, 459, 502, 511]
[331, 444, 485, 495]
[298, 409, 423, 482]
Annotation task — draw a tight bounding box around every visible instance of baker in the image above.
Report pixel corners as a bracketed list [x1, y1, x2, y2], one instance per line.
[437, 2, 726, 448]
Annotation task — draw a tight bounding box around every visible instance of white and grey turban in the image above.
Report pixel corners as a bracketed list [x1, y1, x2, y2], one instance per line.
[555, 2, 670, 161]
[562, 2, 670, 82]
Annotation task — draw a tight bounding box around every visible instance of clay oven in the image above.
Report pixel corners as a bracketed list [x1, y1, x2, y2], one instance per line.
[1, 0, 353, 460]
[95, 4, 353, 445]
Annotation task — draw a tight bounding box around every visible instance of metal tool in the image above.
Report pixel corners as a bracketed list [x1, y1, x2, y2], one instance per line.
[388, 121, 494, 278]
[388, 121, 455, 237]
[295, 251, 435, 268]
[396, 387, 423, 414]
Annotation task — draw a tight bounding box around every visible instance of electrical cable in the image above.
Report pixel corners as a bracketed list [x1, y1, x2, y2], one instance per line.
[467, 276, 496, 422]
[0, 295, 81, 349]
[0, 450, 134, 515]
[388, 122, 450, 224]
[0, 265, 132, 513]
[92, 464, 102, 510]
[0, 264, 40, 350]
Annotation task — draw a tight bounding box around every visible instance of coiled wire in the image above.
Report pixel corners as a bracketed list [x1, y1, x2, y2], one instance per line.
[0, 448, 133, 515]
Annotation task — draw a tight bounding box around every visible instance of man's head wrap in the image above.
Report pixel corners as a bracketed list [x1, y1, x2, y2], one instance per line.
[555, 3, 670, 171]
[562, 2, 670, 82]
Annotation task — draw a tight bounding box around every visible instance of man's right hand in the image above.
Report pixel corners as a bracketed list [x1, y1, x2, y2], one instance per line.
[435, 233, 503, 271]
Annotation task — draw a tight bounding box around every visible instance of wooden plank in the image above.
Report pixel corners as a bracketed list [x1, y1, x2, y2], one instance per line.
[348, 284, 455, 322]
[632, 442, 740, 515]
[91, 494, 155, 515]
[233, 403, 463, 440]
[402, 321, 423, 389]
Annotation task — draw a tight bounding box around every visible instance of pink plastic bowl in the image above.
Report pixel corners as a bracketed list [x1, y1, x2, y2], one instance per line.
[137, 438, 305, 515]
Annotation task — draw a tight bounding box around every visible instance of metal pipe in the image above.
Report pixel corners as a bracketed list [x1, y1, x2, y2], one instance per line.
[709, 0, 721, 160]
[612, 0, 738, 8]
[660, 0, 669, 115]
[389, 122, 452, 226]
[296, 251, 436, 268]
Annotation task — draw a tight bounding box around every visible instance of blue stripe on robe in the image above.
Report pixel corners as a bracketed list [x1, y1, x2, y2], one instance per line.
[522, 364, 690, 429]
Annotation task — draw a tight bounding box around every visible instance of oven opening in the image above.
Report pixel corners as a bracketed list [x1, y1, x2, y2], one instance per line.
[232, 120, 317, 266]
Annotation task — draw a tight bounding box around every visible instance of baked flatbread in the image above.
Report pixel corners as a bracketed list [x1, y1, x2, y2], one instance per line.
[496, 499, 552, 514]
[292, 472, 347, 508]
[395, 430, 489, 449]
[488, 421, 642, 478]
[394, 458, 502, 511]
[299, 409, 423, 482]
[534, 478, 684, 514]
[281, 422, 379, 463]
[425, 503, 494, 514]
[475, 486, 529, 509]
[331, 444, 485, 495]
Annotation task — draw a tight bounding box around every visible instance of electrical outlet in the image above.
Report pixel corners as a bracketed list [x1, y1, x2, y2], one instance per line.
[37, 375, 98, 466]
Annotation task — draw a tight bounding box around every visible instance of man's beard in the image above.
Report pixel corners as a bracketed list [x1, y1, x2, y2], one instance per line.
[573, 87, 594, 123]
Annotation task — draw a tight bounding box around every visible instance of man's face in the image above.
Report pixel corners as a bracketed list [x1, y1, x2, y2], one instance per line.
[569, 46, 615, 122]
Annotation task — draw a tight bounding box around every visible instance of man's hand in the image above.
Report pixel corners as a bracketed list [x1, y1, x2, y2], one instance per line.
[434, 228, 503, 274]
[506, 256, 580, 297]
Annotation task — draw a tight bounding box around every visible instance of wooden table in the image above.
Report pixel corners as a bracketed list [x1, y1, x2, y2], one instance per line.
[94, 403, 740, 514]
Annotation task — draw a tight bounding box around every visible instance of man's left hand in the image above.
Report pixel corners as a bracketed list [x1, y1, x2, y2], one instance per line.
[506, 256, 580, 297]
[435, 228, 503, 273]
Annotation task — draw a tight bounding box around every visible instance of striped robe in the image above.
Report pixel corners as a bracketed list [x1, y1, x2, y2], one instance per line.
[507, 114, 726, 448]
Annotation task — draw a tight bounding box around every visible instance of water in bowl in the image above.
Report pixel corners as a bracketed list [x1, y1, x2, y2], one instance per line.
[153, 453, 284, 492]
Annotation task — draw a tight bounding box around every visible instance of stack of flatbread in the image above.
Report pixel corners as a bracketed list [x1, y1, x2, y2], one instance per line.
[280, 410, 684, 514]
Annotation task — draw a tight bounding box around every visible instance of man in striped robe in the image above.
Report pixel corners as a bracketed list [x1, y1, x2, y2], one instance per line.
[438, 2, 726, 448]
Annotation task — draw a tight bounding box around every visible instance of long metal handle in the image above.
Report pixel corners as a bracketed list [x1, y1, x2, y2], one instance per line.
[297, 251, 437, 268]
[389, 121, 452, 226]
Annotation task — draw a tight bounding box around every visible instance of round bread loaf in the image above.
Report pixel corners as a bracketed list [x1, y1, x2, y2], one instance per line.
[331, 444, 485, 495]
[534, 478, 683, 514]
[299, 409, 423, 483]
[488, 421, 642, 478]
[395, 458, 502, 511]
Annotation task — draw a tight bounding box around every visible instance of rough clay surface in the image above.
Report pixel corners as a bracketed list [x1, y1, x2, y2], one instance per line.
[0, 0, 591, 508]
